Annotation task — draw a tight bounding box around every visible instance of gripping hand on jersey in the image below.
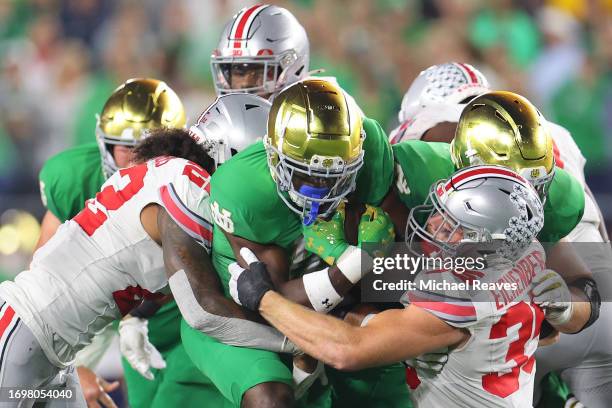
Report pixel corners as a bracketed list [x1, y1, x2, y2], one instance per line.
[531, 269, 573, 326]
[229, 248, 275, 311]
[358, 205, 395, 257]
[118, 316, 166, 380]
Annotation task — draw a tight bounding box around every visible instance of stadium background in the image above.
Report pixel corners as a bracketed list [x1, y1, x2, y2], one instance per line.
[0, 0, 610, 404]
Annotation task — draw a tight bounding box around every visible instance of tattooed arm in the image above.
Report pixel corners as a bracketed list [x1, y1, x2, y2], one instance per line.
[158, 207, 300, 354]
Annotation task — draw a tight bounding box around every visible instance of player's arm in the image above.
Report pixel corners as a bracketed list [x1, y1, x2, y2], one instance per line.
[585, 184, 610, 242]
[34, 210, 63, 250]
[541, 239, 599, 333]
[158, 207, 299, 354]
[226, 204, 391, 313]
[230, 249, 468, 371]
[252, 289, 467, 371]
[225, 231, 359, 311]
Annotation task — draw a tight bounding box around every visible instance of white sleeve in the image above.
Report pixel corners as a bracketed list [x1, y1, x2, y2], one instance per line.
[390, 103, 464, 143]
[159, 161, 214, 251]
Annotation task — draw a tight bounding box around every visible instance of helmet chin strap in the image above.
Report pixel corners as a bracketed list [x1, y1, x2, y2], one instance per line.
[299, 185, 330, 226]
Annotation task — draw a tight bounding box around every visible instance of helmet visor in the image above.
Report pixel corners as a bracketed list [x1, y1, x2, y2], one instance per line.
[211, 59, 278, 95]
[268, 143, 364, 225]
[405, 182, 487, 258]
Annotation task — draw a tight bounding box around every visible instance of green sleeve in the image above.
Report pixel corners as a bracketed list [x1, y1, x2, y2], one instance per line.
[538, 167, 585, 244]
[392, 141, 456, 208]
[354, 117, 395, 206]
[39, 163, 65, 221]
[38, 144, 105, 222]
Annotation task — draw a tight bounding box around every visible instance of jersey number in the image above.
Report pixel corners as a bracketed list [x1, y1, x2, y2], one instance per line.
[74, 165, 148, 236]
[481, 302, 544, 398]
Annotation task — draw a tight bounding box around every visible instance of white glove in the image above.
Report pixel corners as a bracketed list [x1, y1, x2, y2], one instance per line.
[293, 359, 328, 399]
[406, 349, 449, 376]
[118, 316, 166, 380]
[531, 269, 573, 326]
[228, 247, 261, 306]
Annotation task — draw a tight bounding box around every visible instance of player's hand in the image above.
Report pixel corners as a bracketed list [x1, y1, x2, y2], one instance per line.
[406, 350, 449, 376]
[118, 315, 166, 380]
[358, 205, 395, 257]
[229, 247, 275, 311]
[531, 269, 573, 326]
[76, 366, 119, 408]
[303, 202, 349, 265]
[293, 355, 328, 399]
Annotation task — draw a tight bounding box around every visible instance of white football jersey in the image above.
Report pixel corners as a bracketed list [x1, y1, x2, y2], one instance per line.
[404, 243, 546, 407]
[0, 156, 212, 367]
[389, 106, 601, 231]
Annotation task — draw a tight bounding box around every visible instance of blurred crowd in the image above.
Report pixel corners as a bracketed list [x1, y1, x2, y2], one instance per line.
[0, 0, 611, 275]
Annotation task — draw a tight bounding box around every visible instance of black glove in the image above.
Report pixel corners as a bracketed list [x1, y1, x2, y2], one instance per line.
[228, 247, 275, 311]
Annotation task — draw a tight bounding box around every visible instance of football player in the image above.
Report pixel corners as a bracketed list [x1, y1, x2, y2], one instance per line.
[392, 65, 611, 406]
[210, 4, 309, 99]
[36, 78, 194, 408]
[2, 124, 305, 407]
[229, 165, 571, 408]
[389, 91, 597, 330]
[0, 128, 220, 405]
[178, 78, 410, 407]
[115, 93, 274, 408]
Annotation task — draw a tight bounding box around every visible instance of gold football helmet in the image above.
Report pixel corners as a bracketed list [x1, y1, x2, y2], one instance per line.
[451, 91, 554, 198]
[265, 79, 364, 225]
[96, 78, 186, 178]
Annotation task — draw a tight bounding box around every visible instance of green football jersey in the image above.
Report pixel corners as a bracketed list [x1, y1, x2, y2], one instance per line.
[210, 116, 394, 291]
[39, 143, 105, 222]
[392, 140, 585, 244]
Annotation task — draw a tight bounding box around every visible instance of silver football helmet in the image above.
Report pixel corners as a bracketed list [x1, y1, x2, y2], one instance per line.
[189, 93, 270, 167]
[211, 4, 310, 98]
[406, 165, 544, 261]
[398, 62, 490, 123]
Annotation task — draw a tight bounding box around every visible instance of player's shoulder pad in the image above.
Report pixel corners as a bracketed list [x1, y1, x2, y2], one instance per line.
[392, 140, 455, 206]
[355, 116, 394, 205]
[548, 121, 584, 161]
[209, 142, 294, 240]
[541, 167, 585, 243]
[156, 156, 213, 250]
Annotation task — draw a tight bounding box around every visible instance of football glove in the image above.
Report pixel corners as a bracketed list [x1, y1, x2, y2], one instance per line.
[358, 205, 395, 257]
[303, 202, 348, 265]
[531, 269, 573, 326]
[229, 248, 275, 311]
[406, 349, 449, 376]
[118, 316, 166, 380]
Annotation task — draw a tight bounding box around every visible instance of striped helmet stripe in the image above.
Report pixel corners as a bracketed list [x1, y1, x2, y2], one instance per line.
[438, 166, 529, 197]
[456, 62, 479, 85]
[230, 4, 269, 49]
